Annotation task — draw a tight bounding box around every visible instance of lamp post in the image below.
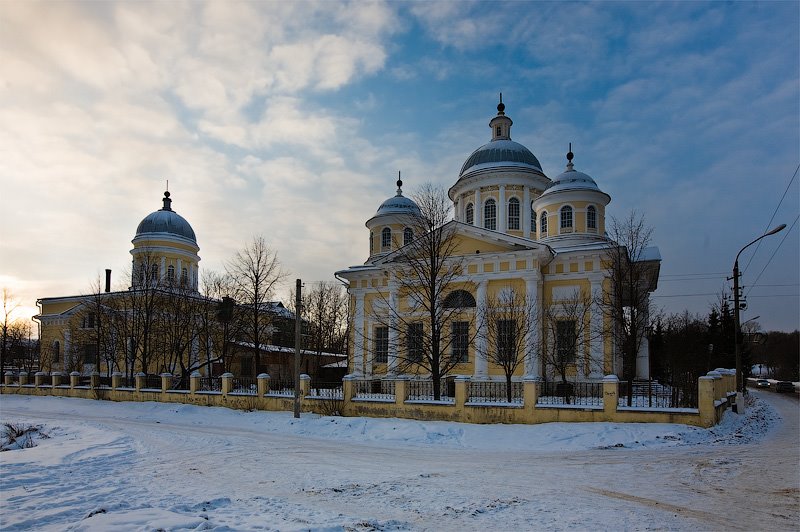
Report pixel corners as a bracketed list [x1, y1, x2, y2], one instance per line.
[732, 224, 785, 409]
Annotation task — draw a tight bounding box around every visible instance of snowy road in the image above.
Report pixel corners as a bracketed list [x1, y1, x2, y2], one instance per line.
[1, 391, 798, 531]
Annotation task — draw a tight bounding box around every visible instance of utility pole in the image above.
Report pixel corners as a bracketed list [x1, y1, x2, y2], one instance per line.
[293, 278, 302, 419]
[731, 223, 786, 414]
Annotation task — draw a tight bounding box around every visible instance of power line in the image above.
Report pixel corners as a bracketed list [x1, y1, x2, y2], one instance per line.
[745, 214, 799, 298]
[743, 163, 799, 274]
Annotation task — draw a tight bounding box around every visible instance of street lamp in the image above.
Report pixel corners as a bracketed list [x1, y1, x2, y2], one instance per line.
[732, 224, 786, 407]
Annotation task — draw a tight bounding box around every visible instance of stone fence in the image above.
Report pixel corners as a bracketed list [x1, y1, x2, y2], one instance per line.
[1, 369, 737, 428]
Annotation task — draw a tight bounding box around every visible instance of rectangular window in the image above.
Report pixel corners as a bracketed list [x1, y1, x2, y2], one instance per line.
[82, 313, 96, 329]
[451, 321, 469, 363]
[556, 320, 577, 365]
[82, 343, 97, 364]
[374, 326, 389, 363]
[407, 322, 424, 362]
[496, 319, 517, 363]
[508, 200, 520, 230]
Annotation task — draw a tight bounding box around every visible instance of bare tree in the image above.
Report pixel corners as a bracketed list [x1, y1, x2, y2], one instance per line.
[601, 211, 658, 406]
[370, 183, 470, 400]
[1, 288, 21, 376]
[540, 288, 597, 391]
[226, 235, 287, 376]
[290, 281, 348, 378]
[477, 285, 539, 402]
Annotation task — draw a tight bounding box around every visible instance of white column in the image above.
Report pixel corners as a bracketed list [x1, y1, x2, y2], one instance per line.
[523, 187, 531, 239]
[454, 199, 460, 223]
[636, 299, 651, 379]
[589, 276, 604, 378]
[475, 188, 482, 228]
[353, 290, 365, 377]
[475, 279, 488, 378]
[499, 185, 506, 233]
[387, 283, 398, 375]
[524, 276, 541, 378]
[364, 318, 374, 379]
[63, 329, 71, 369]
[160, 256, 166, 282]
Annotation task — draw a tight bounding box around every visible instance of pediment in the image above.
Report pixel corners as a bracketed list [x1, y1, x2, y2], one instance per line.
[374, 220, 554, 266]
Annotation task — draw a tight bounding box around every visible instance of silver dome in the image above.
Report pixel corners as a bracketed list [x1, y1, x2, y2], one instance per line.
[459, 139, 543, 176]
[539, 163, 602, 198]
[375, 194, 421, 217]
[135, 192, 197, 243]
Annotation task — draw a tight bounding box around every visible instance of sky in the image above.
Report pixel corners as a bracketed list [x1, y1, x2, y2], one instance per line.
[1, 1, 798, 332]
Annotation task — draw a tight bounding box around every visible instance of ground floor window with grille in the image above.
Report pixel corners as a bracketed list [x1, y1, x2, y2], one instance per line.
[496, 319, 517, 362]
[451, 321, 469, 363]
[374, 326, 388, 363]
[556, 320, 576, 364]
[407, 322, 424, 362]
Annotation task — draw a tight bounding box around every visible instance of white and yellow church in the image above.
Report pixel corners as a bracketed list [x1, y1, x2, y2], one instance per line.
[336, 100, 659, 383]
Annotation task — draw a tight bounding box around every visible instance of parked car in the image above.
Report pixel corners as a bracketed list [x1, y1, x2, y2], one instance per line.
[756, 379, 770, 388]
[775, 381, 795, 393]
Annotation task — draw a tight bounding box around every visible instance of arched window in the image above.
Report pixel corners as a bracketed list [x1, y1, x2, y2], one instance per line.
[443, 290, 476, 308]
[138, 264, 145, 285]
[587, 205, 597, 230]
[508, 197, 520, 230]
[181, 268, 188, 286]
[381, 227, 391, 249]
[466, 203, 474, 225]
[530, 202, 536, 233]
[53, 341, 60, 360]
[150, 264, 159, 283]
[560, 206, 573, 230]
[370, 231, 374, 254]
[540, 211, 548, 235]
[484, 199, 496, 230]
[167, 265, 175, 282]
[403, 227, 413, 246]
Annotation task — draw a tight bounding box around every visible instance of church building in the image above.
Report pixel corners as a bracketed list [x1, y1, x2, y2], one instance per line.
[336, 99, 660, 384]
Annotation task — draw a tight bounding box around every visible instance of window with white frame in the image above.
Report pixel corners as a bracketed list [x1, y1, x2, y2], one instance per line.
[496, 319, 517, 363]
[407, 322, 424, 362]
[150, 264, 159, 283]
[451, 321, 469, 363]
[374, 326, 388, 364]
[181, 268, 188, 286]
[587, 205, 597, 230]
[540, 211, 548, 235]
[370, 231, 374, 254]
[466, 203, 474, 225]
[403, 227, 413, 246]
[560, 206, 573, 230]
[556, 320, 576, 365]
[381, 227, 391, 249]
[508, 197, 520, 230]
[484, 199, 497, 230]
[167, 265, 175, 282]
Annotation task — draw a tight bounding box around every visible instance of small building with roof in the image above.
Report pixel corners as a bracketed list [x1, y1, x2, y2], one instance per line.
[336, 98, 660, 385]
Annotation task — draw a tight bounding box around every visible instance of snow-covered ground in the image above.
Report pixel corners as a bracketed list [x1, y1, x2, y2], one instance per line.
[0, 391, 797, 531]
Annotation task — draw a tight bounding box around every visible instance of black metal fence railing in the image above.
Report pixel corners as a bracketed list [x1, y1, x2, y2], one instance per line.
[468, 381, 523, 404]
[618, 379, 698, 409]
[118, 376, 136, 388]
[537, 381, 603, 407]
[98, 376, 113, 388]
[308, 381, 344, 399]
[268, 379, 295, 396]
[353, 379, 395, 400]
[407, 379, 454, 402]
[231, 377, 258, 395]
[142, 375, 163, 390]
[198, 377, 222, 392]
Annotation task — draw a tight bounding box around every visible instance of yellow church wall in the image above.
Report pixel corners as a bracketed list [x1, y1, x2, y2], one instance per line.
[39, 300, 81, 315]
[453, 235, 516, 255]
